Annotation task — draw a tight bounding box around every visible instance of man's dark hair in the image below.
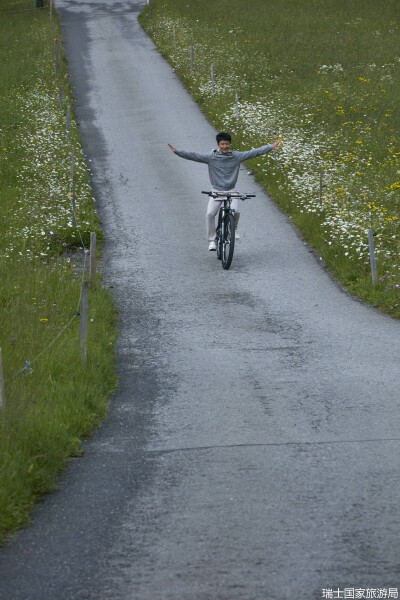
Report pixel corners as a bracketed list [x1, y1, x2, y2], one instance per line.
[216, 132, 231, 144]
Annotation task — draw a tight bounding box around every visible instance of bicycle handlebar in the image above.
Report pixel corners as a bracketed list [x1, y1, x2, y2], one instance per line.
[201, 191, 256, 200]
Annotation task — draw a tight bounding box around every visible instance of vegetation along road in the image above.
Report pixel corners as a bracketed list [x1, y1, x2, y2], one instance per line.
[1, 1, 400, 599]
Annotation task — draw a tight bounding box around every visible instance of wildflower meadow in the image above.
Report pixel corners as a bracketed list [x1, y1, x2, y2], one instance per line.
[140, 0, 400, 315]
[0, 1, 116, 542]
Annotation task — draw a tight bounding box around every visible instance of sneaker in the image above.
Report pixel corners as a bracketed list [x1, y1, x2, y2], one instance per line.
[235, 231, 240, 240]
[208, 241, 217, 251]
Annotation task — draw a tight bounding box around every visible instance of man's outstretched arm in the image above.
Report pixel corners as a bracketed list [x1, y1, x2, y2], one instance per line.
[168, 144, 211, 164]
[237, 139, 281, 162]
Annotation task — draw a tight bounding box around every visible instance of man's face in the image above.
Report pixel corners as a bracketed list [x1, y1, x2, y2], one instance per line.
[218, 140, 231, 154]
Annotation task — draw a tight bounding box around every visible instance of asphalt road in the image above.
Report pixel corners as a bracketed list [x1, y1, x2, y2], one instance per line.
[1, 1, 400, 599]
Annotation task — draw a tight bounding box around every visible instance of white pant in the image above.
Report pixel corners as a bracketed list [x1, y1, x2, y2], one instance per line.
[206, 191, 240, 242]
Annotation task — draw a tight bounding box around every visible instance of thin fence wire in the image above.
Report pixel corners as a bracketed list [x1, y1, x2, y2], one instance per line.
[4, 245, 88, 384]
[0, 7, 47, 13]
[377, 235, 400, 246]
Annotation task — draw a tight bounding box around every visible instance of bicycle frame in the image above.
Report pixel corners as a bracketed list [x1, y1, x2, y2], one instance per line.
[216, 195, 235, 256]
[202, 191, 256, 269]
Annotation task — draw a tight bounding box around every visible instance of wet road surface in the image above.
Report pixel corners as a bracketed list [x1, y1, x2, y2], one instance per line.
[1, 1, 400, 599]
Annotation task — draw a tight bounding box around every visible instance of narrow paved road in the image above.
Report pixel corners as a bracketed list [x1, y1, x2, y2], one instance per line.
[1, 1, 400, 599]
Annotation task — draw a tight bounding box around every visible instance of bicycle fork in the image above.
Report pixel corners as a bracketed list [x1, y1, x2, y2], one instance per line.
[220, 207, 234, 259]
[221, 208, 234, 236]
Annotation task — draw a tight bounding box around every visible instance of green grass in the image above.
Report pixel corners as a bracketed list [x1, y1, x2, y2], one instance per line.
[0, 1, 117, 542]
[140, 0, 400, 316]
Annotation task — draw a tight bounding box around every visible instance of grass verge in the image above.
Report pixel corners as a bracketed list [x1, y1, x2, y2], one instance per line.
[140, 0, 400, 317]
[0, 0, 117, 542]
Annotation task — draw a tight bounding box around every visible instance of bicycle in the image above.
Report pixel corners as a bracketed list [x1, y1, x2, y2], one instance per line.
[202, 191, 256, 270]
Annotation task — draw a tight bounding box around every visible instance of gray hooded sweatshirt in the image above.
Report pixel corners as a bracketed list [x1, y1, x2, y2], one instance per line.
[175, 144, 274, 191]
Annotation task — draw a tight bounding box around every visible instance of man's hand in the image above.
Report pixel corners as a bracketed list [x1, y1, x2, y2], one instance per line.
[168, 143, 177, 153]
[272, 139, 281, 151]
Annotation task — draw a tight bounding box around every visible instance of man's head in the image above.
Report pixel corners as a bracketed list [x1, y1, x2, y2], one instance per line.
[216, 132, 232, 154]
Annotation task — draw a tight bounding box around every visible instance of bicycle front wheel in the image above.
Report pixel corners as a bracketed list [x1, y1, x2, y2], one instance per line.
[216, 228, 222, 260]
[221, 213, 235, 270]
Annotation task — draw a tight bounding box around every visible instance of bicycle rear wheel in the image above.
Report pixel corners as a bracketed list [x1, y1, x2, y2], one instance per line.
[221, 213, 235, 270]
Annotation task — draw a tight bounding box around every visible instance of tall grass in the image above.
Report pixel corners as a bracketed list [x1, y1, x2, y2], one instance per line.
[140, 0, 400, 316]
[0, 1, 116, 542]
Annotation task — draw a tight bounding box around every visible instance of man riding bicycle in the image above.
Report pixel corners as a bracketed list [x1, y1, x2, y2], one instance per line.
[168, 132, 281, 250]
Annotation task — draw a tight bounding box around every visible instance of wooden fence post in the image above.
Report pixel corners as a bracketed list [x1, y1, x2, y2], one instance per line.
[271, 127, 276, 159]
[66, 105, 71, 141]
[50, 0, 54, 36]
[71, 147, 75, 180]
[80, 281, 89, 363]
[89, 232, 97, 283]
[0, 348, 5, 409]
[71, 181, 76, 227]
[55, 39, 59, 75]
[319, 170, 323, 206]
[368, 229, 378, 285]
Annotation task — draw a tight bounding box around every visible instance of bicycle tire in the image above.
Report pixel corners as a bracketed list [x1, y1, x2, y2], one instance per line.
[217, 234, 222, 260]
[221, 213, 235, 270]
[216, 216, 222, 260]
